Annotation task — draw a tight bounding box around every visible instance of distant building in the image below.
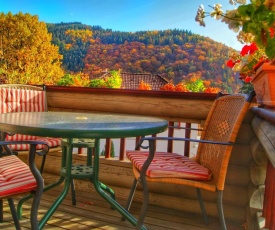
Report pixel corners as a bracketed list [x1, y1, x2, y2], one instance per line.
[102, 72, 168, 90]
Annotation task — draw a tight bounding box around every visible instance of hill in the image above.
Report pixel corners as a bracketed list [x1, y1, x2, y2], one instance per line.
[47, 22, 242, 93]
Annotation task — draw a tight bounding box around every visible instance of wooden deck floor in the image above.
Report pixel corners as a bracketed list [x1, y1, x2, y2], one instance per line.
[1, 184, 247, 230]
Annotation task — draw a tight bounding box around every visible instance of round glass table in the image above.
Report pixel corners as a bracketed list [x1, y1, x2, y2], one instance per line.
[0, 111, 168, 229]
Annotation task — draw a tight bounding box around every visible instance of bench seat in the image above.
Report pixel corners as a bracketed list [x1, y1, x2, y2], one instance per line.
[0, 86, 61, 150]
[0, 155, 37, 198]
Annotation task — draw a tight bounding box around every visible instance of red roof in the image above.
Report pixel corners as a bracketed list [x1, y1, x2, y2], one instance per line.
[102, 72, 168, 90]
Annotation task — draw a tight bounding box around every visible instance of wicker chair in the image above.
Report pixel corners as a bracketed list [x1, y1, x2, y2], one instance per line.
[125, 91, 255, 230]
[0, 140, 49, 230]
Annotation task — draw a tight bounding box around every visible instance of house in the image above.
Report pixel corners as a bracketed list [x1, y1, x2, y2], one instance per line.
[102, 72, 169, 90]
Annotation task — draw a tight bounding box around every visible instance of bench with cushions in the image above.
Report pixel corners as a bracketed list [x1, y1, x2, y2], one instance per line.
[0, 84, 62, 167]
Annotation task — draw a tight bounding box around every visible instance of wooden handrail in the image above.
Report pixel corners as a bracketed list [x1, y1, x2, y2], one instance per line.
[44, 86, 218, 159]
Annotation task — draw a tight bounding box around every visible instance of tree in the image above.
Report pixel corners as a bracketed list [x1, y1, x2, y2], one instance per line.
[65, 29, 93, 44]
[90, 70, 122, 88]
[0, 12, 64, 84]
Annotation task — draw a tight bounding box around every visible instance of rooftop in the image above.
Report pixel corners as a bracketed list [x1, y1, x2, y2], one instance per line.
[102, 72, 169, 90]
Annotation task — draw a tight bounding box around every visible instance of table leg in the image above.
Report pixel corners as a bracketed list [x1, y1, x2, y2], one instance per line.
[38, 138, 73, 229]
[92, 138, 147, 230]
[17, 144, 68, 220]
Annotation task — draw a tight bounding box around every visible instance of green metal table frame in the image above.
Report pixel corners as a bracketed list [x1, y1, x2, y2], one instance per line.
[0, 111, 168, 230]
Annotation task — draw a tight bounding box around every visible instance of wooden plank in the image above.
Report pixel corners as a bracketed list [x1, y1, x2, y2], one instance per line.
[230, 144, 253, 165]
[250, 137, 268, 166]
[249, 161, 266, 186]
[252, 115, 275, 167]
[1, 183, 245, 230]
[47, 90, 214, 122]
[42, 152, 250, 206]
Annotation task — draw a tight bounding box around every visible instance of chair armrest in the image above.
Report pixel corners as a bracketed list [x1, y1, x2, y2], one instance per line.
[138, 136, 234, 150]
[0, 140, 49, 157]
[168, 125, 204, 131]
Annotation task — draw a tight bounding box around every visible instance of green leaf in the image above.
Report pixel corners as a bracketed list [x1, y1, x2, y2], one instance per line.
[265, 38, 275, 60]
[237, 4, 254, 17]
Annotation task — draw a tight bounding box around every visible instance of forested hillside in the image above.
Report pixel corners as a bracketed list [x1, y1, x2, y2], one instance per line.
[47, 22, 242, 93]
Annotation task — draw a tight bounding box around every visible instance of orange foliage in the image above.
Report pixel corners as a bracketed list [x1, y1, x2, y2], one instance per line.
[160, 82, 189, 92]
[198, 55, 205, 61]
[204, 87, 220, 93]
[190, 75, 199, 82]
[203, 80, 211, 87]
[138, 81, 152, 90]
[65, 44, 72, 50]
[160, 83, 175, 91]
[175, 83, 189, 92]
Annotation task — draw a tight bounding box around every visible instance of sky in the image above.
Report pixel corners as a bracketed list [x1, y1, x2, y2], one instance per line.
[0, 0, 243, 50]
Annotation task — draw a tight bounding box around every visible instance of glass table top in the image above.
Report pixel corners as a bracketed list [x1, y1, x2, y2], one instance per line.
[0, 111, 168, 138]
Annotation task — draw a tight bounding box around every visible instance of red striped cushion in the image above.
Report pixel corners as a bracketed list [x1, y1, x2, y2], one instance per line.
[6, 134, 38, 141]
[8, 137, 62, 151]
[0, 88, 46, 113]
[126, 151, 212, 180]
[0, 88, 46, 141]
[0, 88, 61, 149]
[0, 155, 38, 198]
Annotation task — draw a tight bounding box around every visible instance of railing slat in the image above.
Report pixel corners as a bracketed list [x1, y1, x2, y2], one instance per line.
[184, 123, 191, 157]
[167, 121, 174, 153]
[263, 160, 275, 229]
[105, 138, 111, 158]
[119, 138, 126, 160]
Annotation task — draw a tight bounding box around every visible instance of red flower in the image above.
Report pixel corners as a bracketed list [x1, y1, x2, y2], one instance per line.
[244, 76, 252, 83]
[226, 59, 235, 68]
[240, 43, 258, 56]
[270, 27, 275, 38]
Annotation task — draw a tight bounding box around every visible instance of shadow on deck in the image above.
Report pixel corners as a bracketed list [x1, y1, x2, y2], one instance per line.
[1, 178, 245, 230]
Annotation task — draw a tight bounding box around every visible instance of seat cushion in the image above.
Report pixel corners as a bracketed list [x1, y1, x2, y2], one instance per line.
[7, 137, 62, 151]
[0, 155, 37, 198]
[0, 88, 46, 142]
[126, 151, 212, 180]
[0, 88, 46, 114]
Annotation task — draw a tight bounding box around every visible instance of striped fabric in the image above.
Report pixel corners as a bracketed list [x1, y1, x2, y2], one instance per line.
[0, 155, 37, 198]
[8, 137, 62, 151]
[126, 151, 212, 180]
[0, 88, 61, 150]
[0, 88, 46, 113]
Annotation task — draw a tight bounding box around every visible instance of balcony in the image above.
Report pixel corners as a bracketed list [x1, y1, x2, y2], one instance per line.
[2, 85, 274, 229]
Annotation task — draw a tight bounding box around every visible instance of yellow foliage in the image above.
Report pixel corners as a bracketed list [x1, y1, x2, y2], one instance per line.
[0, 12, 64, 85]
[65, 29, 93, 43]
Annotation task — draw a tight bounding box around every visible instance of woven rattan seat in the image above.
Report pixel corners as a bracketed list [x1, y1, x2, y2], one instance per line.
[125, 91, 255, 230]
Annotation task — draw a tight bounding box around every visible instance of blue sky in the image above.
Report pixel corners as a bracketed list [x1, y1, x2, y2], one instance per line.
[0, 0, 243, 50]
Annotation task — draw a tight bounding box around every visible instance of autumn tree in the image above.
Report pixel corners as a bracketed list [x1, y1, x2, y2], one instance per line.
[57, 72, 90, 87]
[0, 12, 64, 84]
[90, 70, 122, 88]
[65, 29, 93, 44]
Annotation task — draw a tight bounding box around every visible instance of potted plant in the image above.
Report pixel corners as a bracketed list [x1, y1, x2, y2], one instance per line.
[195, 0, 275, 107]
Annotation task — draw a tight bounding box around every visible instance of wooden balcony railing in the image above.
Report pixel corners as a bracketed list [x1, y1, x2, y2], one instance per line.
[41, 85, 275, 228]
[45, 86, 216, 159]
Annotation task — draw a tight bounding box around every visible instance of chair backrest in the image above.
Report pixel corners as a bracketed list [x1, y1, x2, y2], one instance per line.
[195, 92, 254, 191]
[0, 84, 47, 141]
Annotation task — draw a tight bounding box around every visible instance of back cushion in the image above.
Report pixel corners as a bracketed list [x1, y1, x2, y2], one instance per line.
[0, 88, 46, 141]
[0, 88, 46, 113]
